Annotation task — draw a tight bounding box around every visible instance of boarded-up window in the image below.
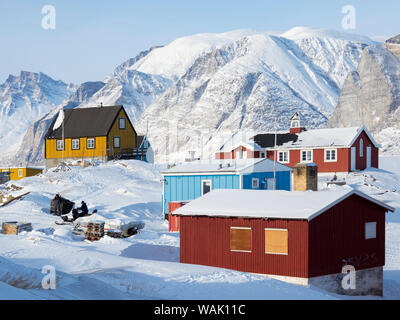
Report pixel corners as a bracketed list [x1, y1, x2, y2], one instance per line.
[230, 227, 252, 252]
[265, 228, 288, 255]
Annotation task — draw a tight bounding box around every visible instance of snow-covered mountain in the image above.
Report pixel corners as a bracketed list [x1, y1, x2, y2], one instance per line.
[0, 71, 75, 163]
[131, 27, 375, 161]
[2, 27, 376, 165]
[328, 34, 400, 155]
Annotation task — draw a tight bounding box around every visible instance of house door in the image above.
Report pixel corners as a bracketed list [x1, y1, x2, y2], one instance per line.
[366, 147, 372, 168]
[351, 147, 356, 171]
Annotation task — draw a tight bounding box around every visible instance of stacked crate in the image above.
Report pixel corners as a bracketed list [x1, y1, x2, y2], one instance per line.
[2, 222, 32, 235]
[85, 221, 105, 241]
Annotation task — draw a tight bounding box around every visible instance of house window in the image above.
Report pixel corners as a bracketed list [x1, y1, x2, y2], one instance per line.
[56, 140, 64, 151]
[261, 152, 265, 158]
[18, 169, 23, 178]
[265, 228, 288, 255]
[119, 118, 126, 129]
[278, 151, 289, 163]
[301, 150, 313, 163]
[201, 180, 212, 195]
[360, 139, 364, 157]
[236, 149, 243, 159]
[325, 149, 337, 162]
[87, 138, 95, 149]
[71, 139, 80, 150]
[230, 227, 252, 253]
[114, 136, 120, 148]
[252, 178, 259, 189]
[365, 222, 377, 240]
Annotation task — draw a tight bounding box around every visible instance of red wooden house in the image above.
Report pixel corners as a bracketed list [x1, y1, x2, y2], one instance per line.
[215, 112, 380, 173]
[172, 189, 394, 296]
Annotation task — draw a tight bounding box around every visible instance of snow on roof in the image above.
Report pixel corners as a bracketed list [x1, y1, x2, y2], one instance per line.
[172, 188, 394, 220]
[218, 126, 379, 151]
[278, 127, 362, 149]
[218, 131, 263, 152]
[162, 158, 292, 175]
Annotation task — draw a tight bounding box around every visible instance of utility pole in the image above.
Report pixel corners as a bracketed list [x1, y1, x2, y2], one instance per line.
[273, 110, 278, 190]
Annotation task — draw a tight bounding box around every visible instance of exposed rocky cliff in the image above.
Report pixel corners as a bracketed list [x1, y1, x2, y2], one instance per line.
[327, 34, 400, 154]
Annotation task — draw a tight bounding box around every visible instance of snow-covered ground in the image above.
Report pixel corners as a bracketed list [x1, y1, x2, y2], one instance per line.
[0, 158, 399, 300]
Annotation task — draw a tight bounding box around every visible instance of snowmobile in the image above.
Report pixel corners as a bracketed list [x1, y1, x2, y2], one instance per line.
[55, 209, 97, 225]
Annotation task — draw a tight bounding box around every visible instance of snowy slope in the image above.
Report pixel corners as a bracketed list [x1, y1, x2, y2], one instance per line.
[0, 159, 399, 300]
[0, 71, 75, 161]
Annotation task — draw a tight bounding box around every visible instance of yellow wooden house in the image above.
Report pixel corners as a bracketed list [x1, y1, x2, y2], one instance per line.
[0, 167, 43, 181]
[44, 105, 137, 169]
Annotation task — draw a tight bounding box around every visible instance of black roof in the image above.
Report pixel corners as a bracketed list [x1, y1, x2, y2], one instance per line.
[45, 106, 128, 139]
[252, 133, 298, 148]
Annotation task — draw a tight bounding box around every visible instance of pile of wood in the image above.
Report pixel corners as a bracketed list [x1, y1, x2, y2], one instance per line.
[0, 191, 30, 207]
[2, 222, 32, 235]
[85, 221, 105, 241]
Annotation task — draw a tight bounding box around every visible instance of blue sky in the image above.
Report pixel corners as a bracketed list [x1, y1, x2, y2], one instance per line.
[0, 0, 399, 84]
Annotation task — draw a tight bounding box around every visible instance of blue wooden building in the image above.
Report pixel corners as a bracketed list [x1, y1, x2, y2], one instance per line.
[161, 158, 292, 224]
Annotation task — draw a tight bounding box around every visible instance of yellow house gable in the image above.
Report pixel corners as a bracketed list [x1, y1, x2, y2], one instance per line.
[106, 108, 137, 157]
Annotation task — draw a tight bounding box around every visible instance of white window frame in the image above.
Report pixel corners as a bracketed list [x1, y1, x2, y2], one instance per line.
[71, 139, 80, 150]
[324, 148, 337, 162]
[119, 118, 126, 129]
[365, 222, 377, 240]
[230, 227, 252, 253]
[87, 138, 95, 149]
[56, 140, 64, 151]
[278, 151, 290, 164]
[360, 139, 364, 157]
[252, 178, 259, 189]
[264, 228, 289, 255]
[236, 149, 243, 159]
[18, 169, 23, 178]
[300, 149, 313, 163]
[114, 136, 120, 148]
[201, 179, 212, 196]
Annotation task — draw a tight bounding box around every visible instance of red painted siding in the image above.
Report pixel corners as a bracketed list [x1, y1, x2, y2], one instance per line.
[308, 194, 385, 277]
[289, 127, 306, 134]
[179, 195, 386, 278]
[180, 216, 309, 278]
[216, 129, 379, 172]
[168, 202, 186, 232]
[350, 130, 379, 170]
[266, 148, 350, 173]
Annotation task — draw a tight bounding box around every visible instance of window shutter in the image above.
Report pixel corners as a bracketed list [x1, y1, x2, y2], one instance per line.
[265, 229, 288, 255]
[230, 227, 252, 252]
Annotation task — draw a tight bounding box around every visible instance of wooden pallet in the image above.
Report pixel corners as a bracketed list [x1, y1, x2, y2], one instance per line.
[84, 221, 105, 241]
